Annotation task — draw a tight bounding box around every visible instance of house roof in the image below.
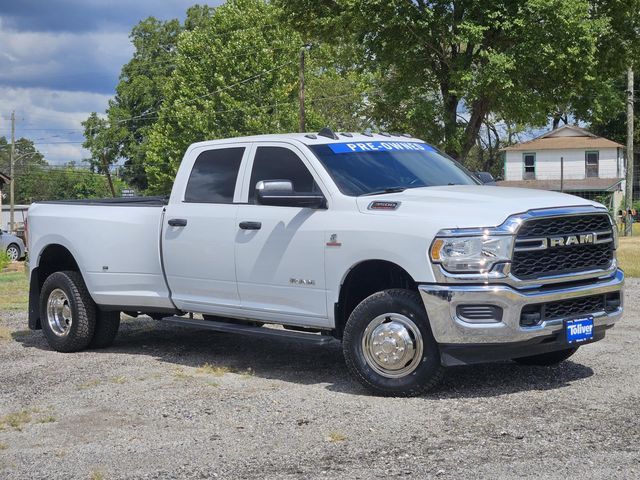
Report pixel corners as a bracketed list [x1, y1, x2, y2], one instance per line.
[497, 177, 624, 192]
[502, 125, 624, 151]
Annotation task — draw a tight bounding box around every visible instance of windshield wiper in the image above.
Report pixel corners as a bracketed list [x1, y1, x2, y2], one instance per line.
[360, 187, 407, 197]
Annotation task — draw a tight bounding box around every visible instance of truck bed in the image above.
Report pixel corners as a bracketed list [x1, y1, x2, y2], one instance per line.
[28, 200, 173, 311]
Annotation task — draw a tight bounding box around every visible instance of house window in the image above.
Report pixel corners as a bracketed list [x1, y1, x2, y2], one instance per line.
[523, 153, 536, 180]
[585, 151, 599, 178]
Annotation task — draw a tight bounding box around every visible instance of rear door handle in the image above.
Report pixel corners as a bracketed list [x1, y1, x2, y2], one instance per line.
[239, 221, 262, 230]
[168, 218, 188, 227]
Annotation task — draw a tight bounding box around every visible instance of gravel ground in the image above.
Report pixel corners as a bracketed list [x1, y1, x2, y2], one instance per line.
[0, 280, 638, 480]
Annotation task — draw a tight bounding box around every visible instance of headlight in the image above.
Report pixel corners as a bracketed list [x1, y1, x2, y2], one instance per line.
[430, 235, 513, 273]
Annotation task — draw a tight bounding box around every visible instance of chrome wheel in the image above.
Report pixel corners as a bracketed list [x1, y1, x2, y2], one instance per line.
[47, 289, 73, 337]
[6, 245, 19, 262]
[361, 313, 424, 378]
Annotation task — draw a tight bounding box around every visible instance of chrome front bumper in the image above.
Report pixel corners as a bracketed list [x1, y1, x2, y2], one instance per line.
[419, 269, 624, 345]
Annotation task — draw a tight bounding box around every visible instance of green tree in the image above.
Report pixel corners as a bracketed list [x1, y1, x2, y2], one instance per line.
[0, 136, 48, 204]
[82, 6, 214, 191]
[145, 0, 374, 193]
[277, 0, 630, 160]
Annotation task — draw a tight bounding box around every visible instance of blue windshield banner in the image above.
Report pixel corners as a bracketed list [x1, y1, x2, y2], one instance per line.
[327, 141, 435, 154]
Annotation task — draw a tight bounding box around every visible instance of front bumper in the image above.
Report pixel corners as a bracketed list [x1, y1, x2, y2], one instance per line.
[419, 269, 624, 365]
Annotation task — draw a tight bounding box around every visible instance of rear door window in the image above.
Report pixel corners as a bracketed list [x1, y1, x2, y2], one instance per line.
[184, 147, 245, 203]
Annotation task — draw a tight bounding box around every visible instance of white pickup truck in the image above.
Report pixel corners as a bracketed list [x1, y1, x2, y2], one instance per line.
[27, 131, 624, 396]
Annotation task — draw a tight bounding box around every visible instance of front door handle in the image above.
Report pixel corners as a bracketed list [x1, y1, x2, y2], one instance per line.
[239, 221, 262, 230]
[168, 218, 188, 227]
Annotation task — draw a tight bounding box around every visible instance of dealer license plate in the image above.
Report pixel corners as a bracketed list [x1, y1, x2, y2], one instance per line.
[565, 317, 594, 344]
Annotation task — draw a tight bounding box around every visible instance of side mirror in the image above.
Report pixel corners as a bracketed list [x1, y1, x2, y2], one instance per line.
[256, 180, 326, 209]
[475, 171, 496, 185]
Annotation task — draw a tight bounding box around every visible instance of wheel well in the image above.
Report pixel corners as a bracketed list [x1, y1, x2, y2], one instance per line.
[37, 244, 80, 284]
[334, 260, 417, 338]
[29, 244, 81, 330]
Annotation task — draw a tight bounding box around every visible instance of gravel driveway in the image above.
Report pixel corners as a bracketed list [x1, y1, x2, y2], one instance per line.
[1, 280, 638, 479]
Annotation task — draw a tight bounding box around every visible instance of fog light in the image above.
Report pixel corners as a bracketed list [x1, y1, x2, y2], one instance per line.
[456, 305, 503, 323]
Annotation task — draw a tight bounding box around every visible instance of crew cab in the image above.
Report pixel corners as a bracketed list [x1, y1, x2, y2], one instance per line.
[27, 131, 624, 396]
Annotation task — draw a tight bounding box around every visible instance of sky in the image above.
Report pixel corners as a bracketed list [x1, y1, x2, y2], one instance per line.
[0, 0, 220, 165]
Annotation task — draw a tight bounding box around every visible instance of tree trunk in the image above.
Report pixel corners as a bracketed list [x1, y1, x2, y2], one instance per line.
[102, 152, 117, 198]
[441, 83, 459, 157]
[460, 99, 488, 161]
[625, 66, 634, 236]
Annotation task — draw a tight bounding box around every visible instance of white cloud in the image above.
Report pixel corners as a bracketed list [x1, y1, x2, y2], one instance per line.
[0, 86, 111, 164]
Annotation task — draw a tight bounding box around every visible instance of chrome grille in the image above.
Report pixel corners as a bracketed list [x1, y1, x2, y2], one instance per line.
[512, 214, 614, 280]
[519, 292, 620, 326]
[543, 295, 605, 320]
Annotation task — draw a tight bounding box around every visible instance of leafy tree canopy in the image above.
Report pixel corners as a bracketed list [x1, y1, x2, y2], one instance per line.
[144, 0, 375, 194]
[82, 6, 213, 191]
[277, 0, 638, 160]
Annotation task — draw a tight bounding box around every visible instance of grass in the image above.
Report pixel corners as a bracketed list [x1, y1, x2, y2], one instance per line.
[78, 379, 102, 390]
[0, 269, 28, 312]
[0, 410, 32, 432]
[89, 470, 106, 480]
[327, 431, 347, 443]
[618, 233, 640, 277]
[196, 363, 230, 377]
[0, 326, 11, 341]
[35, 415, 56, 424]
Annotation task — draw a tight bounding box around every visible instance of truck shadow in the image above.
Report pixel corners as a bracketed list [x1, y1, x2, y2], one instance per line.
[14, 317, 594, 399]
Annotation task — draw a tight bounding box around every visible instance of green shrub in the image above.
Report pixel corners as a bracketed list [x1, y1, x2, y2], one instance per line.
[0, 251, 9, 271]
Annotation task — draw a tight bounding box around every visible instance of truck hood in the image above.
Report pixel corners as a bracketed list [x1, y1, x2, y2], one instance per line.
[356, 185, 603, 229]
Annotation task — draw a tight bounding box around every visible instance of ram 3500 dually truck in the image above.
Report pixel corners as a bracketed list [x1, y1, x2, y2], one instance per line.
[27, 132, 624, 396]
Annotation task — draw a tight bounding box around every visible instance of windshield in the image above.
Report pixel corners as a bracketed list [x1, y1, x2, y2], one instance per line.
[309, 141, 478, 196]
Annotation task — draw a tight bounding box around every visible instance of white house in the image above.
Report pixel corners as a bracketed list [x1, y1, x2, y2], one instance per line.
[498, 125, 625, 207]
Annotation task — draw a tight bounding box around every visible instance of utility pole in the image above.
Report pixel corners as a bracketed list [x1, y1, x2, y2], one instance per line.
[625, 66, 635, 236]
[9, 110, 15, 233]
[299, 46, 306, 133]
[560, 156, 564, 193]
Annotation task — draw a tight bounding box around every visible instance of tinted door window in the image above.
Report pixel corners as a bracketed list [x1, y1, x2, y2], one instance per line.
[184, 147, 244, 203]
[248, 146, 316, 203]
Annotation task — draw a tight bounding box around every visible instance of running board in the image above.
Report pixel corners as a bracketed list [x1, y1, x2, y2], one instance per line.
[161, 316, 336, 345]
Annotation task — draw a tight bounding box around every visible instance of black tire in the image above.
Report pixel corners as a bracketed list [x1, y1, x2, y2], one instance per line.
[6, 243, 20, 262]
[40, 271, 96, 352]
[513, 347, 578, 366]
[343, 289, 444, 397]
[89, 310, 121, 348]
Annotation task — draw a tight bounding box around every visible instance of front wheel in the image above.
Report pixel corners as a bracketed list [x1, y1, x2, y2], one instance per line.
[343, 289, 444, 397]
[513, 347, 578, 366]
[6, 243, 20, 262]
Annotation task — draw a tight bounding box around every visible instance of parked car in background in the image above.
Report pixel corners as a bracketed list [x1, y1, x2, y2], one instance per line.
[475, 171, 497, 185]
[1, 230, 26, 261]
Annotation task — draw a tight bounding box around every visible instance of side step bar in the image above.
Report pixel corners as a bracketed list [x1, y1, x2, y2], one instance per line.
[161, 316, 336, 346]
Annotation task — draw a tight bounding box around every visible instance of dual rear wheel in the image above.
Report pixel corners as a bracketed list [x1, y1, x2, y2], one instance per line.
[40, 271, 120, 352]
